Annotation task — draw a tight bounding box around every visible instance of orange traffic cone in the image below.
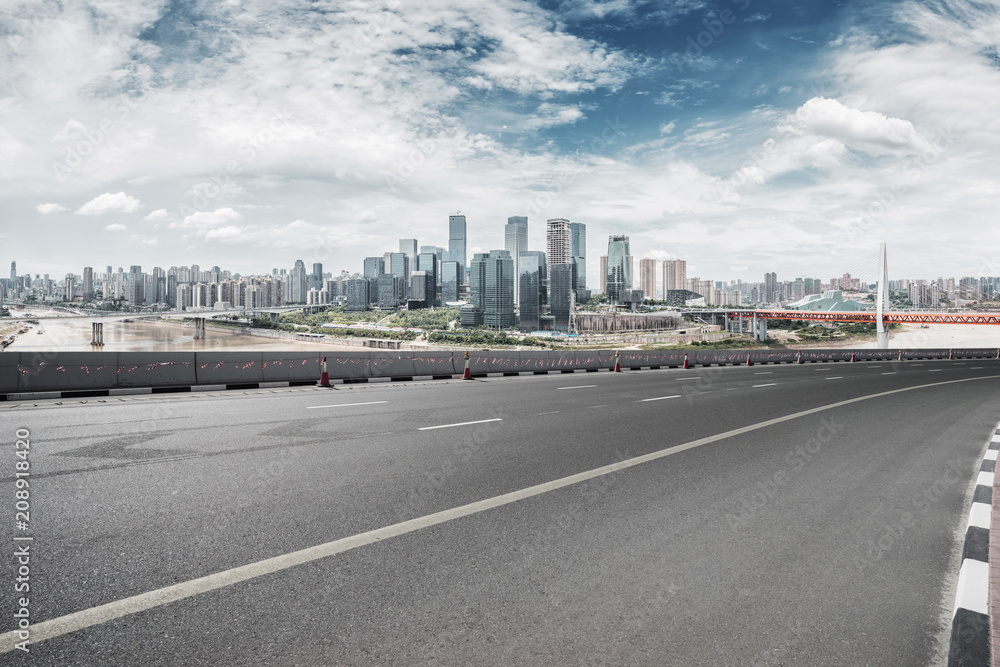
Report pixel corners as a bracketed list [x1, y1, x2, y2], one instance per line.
[683, 353, 690, 369]
[745, 353, 753, 367]
[850, 351, 856, 363]
[796, 350, 803, 364]
[948, 348, 953, 360]
[317, 356, 331, 387]
[613, 350, 621, 372]
[463, 350, 472, 379]
[898, 349, 903, 361]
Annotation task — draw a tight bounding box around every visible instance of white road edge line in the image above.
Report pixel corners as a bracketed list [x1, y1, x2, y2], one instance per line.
[418, 418, 503, 431]
[557, 385, 597, 390]
[4, 374, 1000, 653]
[307, 401, 388, 409]
[640, 395, 681, 402]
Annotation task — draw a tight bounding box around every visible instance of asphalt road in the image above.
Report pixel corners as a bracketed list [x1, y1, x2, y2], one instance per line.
[2, 358, 999, 665]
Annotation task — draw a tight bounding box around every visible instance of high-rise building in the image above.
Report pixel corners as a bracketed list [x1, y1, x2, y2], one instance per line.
[291, 260, 308, 303]
[639, 258, 656, 300]
[82, 267, 94, 301]
[472, 250, 515, 330]
[441, 261, 462, 303]
[764, 272, 778, 303]
[376, 274, 402, 309]
[599, 255, 608, 295]
[9, 261, 15, 284]
[570, 221, 586, 292]
[103, 266, 113, 299]
[389, 253, 410, 301]
[664, 259, 687, 292]
[546, 218, 571, 265]
[363, 257, 384, 280]
[176, 283, 192, 310]
[346, 278, 370, 311]
[505, 216, 528, 303]
[418, 250, 438, 306]
[312, 263, 323, 290]
[64, 273, 75, 301]
[518, 251, 546, 332]
[128, 265, 144, 306]
[606, 236, 631, 304]
[549, 263, 574, 332]
[447, 215, 467, 272]
[399, 239, 418, 269]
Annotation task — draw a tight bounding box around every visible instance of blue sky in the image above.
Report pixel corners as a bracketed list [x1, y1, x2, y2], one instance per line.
[2, 0, 999, 286]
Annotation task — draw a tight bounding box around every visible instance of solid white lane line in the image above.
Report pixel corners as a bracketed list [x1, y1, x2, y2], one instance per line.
[307, 401, 388, 410]
[558, 385, 597, 390]
[825, 377, 843, 380]
[6, 373, 1000, 653]
[418, 418, 503, 431]
[753, 383, 777, 388]
[640, 395, 681, 402]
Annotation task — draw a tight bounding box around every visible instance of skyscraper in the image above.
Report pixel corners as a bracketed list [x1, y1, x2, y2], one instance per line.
[518, 251, 546, 332]
[764, 272, 778, 303]
[570, 221, 586, 292]
[549, 263, 574, 332]
[605, 235, 631, 304]
[447, 214, 467, 272]
[471, 250, 514, 330]
[639, 258, 656, 300]
[664, 259, 687, 292]
[399, 239, 418, 269]
[312, 263, 323, 290]
[418, 250, 438, 306]
[9, 261, 15, 284]
[441, 260, 461, 303]
[82, 266, 93, 301]
[505, 216, 528, 303]
[363, 257, 384, 280]
[546, 218, 571, 265]
[599, 255, 607, 295]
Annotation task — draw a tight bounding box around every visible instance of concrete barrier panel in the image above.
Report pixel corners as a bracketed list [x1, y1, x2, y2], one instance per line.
[262, 354, 323, 382]
[194, 352, 265, 385]
[515, 350, 555, 372]
[486, 352, 520, 374]
[368, 352, 416, 379]
[0, 353, 20, 392]
[117, 352, 197, 388]
[572, 349, 603, 371]
[18, 352, 121, 392]
[412, 353, 458, 376]
[324, 352, 372, 379]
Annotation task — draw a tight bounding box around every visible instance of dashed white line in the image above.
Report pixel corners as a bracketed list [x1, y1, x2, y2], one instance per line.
[867, 366, 881, 369]
[753, 372, 772, 375]
[928, 369, 942, 372]
[418, 418, 503, 431]
[825, 377, 843, 380]
[640, 395, 681, 402]
[674, 377, 701, 381]
[307, 401, 388, 410]
[587, 404, 609, 409]
[557, 385, 597, 390]
[972, 367, 984, 370]
[882, 372, 897, 375]
[537, 411, 560, 415]
[753, 383, 778, 388]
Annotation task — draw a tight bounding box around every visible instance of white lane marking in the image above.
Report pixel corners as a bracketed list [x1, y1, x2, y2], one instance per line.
[753, 372, 772, 375]
[537, 411, 560, 415]
[928, 369, 942, 372]
[558, 385, 597, 390]
[954, 559, 989, 615]
[972, 367, 984, 370]
[5, 373, 1000, 653]
[825, 377, 843, 380]
[753, 383, 777, 388]
[640, 395, 681, 402]
[418, 418, 503, 431]
[674, 377, 701, 381]
[307, 401, 387, 410]
[911, 364, 924, 366]
[587, 404, 609, 409]
[882, 373, 897, 375]
[867, 366, 881, 369]
[813, 368, 828, 371]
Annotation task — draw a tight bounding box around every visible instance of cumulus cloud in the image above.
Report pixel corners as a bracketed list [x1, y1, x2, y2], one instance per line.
[36, 203, 69, 213]
[76, 192, 142, 215]
[174, 208, 242, 230]
[204, 226, 245, 241]
[104, 224, 128, 232]
[781, 97, 932, 155]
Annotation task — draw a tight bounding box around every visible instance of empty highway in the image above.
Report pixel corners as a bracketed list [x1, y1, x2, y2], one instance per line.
[2, 358, 998, 665]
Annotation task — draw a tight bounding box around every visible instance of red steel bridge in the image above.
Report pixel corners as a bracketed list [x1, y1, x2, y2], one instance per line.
[727, 310, 1000, 325]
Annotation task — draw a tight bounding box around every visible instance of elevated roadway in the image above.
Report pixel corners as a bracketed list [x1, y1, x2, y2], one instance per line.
[1, 360, 998, 664]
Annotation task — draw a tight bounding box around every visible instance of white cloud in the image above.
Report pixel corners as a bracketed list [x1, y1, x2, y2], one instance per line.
[781, 97, 933, 155]
[76, 192, 142, 215]
[204, 226, 244, 241]
[143, 209, 173, 221]
[36, 203, 69, 213]
[659, 121, 676, 134]
[174, 208, 242, 230]
[104, 224, 128, 232]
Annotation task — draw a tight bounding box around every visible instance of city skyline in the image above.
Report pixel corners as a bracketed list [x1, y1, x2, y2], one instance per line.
[2, 1, 999, 280]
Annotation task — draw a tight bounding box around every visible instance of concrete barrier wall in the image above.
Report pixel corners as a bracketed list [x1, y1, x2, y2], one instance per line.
[4, 347, 1000, 394]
